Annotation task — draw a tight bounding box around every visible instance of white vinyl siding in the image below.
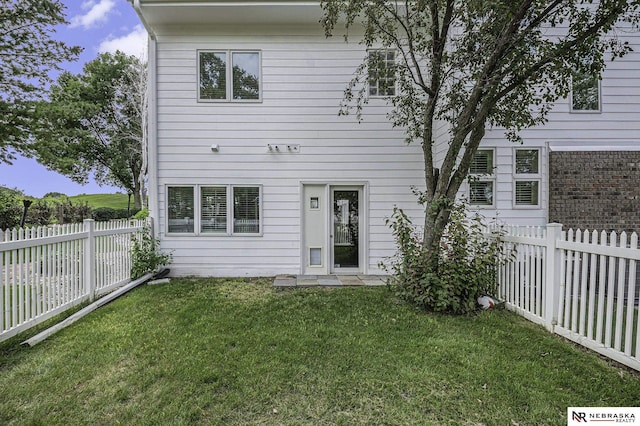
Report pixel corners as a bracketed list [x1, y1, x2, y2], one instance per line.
[153, 26, 425, 276]
[152, 20, 640, 274]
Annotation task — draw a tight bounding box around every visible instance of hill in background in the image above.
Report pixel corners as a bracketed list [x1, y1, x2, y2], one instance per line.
[64, 193, 131, 210]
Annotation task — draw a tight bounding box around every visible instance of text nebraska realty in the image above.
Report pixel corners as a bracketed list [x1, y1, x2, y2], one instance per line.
[572, 411, 636, 423]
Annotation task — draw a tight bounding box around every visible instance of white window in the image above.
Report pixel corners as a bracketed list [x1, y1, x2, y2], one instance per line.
[233, 186, 260, 234]
[514, 149, 541, 207]
[368, 49, 396, 97]
[469, 149, 495, 207]
[571, 71, 600, 112]
[198, 50, 261, 102]
[167, 186, 195, 233]
[201, 186, 227, 233]
[167, 185, 262, 235]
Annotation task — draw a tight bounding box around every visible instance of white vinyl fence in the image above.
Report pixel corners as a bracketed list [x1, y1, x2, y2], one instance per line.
[490, 223, 640, 372]
[0, 219, 146, 342]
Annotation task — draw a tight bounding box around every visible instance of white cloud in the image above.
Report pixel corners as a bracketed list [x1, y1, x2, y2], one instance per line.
[70, 0, 117, 29]
[98, 25, 148, 58]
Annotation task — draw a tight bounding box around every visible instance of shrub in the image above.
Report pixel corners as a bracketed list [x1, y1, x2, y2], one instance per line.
[26, 199, 56, 226]
[130, 223, 172, 280]
[114, 208, 140, 219]
[132, 209, 149, 220]
[0, 188, 22, 230]
[382, 203, 508, 314]
[56, 198, 92, 224]
[93, 207, 117, 221]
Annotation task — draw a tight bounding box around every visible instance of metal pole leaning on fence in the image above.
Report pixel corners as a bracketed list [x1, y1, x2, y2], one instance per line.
[544, 223, 563, 332]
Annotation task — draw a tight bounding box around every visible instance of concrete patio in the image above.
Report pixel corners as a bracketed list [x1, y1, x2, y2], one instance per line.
[273, 275, 387, 288]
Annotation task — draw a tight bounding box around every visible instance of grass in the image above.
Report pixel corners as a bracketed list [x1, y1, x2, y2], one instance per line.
[62, 193, 129, 210]
[1, 278, 639, 425]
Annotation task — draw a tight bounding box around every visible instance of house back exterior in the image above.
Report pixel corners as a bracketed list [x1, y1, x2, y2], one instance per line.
[132, 1, 640, 277]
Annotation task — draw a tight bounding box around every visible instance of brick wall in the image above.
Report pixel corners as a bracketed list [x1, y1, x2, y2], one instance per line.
[549, 151, 640, 233]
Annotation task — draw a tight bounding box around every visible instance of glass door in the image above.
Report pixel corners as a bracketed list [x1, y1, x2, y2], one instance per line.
[331, 189, 360, 272]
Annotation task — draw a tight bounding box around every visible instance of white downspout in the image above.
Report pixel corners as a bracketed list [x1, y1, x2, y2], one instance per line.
[131, 0, 159, 237]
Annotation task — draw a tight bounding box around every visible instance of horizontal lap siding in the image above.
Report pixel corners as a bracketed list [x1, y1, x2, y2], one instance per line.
[466, 38, 640, 227]
[154, 27, 424, 276]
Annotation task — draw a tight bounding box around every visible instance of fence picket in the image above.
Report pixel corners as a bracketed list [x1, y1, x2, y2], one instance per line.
[605, 231, 617, 348]
[587, 230, 598, 340]
[614, 232, 628, 351]
[494, 224, 640, 371]
[625, 233, 638, 356]
[1, 219, 146, 342]
[578, 230, 589, 336]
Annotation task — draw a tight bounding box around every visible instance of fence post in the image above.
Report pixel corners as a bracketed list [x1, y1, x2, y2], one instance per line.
[544, 223, 563, 332]
[84, 219, 96, 302]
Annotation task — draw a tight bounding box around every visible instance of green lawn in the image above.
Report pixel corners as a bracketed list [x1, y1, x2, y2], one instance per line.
[1, 278, 638, 425]
[65, 193, 129, 210]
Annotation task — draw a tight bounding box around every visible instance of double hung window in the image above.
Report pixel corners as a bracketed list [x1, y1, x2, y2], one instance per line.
[368, 49, 396, 97]
[198, 50, 261, 101]
[514, 149, 540, 207]
[469, 149, 495, 207]
[167, 185, 261, 235]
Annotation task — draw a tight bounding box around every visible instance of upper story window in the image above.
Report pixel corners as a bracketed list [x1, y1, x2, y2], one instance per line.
[514, 149, 540, 207]
[198, 50, 261, 102]
[368, 49, 396, 97]
[571, 71, 600, 112]
[469, 149, 495, 207]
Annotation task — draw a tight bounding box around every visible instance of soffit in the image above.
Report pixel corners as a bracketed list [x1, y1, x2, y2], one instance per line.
[136, 1, 324, 27]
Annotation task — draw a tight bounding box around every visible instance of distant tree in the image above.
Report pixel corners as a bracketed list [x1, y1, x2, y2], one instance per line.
[43, 192, 66, 198]
[32, 52, 147, 209]
[0, 0, 81, 163]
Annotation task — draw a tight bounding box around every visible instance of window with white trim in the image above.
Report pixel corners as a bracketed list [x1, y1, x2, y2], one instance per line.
[198, 50, 261, 102]
[201, 186, 227, 233]
[571, 71, 600, 112]
[514, 149, 540, 207]
[368, 49, 396, 97]
[167, 186, 195, 233]
[469, 149, 495, 207]
[167, 185, 262, 235]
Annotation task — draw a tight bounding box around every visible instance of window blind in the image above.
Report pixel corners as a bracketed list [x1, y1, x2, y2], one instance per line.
[201, 187, 227, 233]
[469, 181, 493, 205]
[233, 187, 260, 233]
[470, 150, 493, 175]
[515, 150, 539, 174]
[515, 181, 539, 205]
